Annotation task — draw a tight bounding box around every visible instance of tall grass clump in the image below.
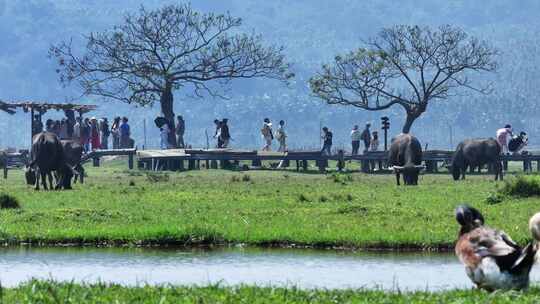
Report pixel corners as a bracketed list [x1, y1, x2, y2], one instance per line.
[0, 194, 20, 209]
[501, 176, 540, 197]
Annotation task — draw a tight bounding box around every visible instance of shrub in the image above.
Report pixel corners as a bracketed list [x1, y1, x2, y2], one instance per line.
[298, 193, 310, 202]
[329, 173, 353, 184]
[145, 172, 170, 183]
[0, 194, 20, 209]
[501, 176, 540, 197]
[485, 192, 504, 205]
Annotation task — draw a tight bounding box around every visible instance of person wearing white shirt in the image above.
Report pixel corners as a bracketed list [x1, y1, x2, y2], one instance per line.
[351, 125, 361, 155]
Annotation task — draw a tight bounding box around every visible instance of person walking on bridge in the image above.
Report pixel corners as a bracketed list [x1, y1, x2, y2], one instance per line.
[220, 119, 231, 148]
[351, 125, 361, 155]
[261, 118, 273, 151]
[321, 127, 333, 156]
[214, 119, 223, 148]
[360, 123, 371, 153]
[119, 117, 131, 149]
[276, 120, 287, 152]
[176, 115, 185, 148]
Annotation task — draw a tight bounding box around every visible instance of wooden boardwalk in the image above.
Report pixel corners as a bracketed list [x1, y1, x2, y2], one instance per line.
[4, 147, 540, 178]
[136, 148, 540, 173]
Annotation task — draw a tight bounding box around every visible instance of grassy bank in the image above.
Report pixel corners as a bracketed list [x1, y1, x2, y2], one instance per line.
[0, 160, 538, 248]
[3, 280, 540, 303]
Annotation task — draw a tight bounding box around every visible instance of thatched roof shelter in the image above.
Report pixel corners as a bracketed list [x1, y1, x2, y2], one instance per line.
[0, 100, 97, 144]
[0, 101, 97, 115]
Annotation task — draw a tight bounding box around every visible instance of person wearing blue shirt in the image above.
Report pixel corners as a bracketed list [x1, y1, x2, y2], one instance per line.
[119, 117, 131, 148]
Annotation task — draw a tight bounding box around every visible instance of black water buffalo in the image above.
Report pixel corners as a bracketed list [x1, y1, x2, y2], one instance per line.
[388, 133, 424, 185]
[25, 132, 73, 190]
[61, 140, 85, 184]
[451, 138, 502, 181]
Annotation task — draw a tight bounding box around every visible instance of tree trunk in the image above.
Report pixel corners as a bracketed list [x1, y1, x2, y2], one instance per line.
[160, 82, 177, 147]
[402, 112, 419, 134]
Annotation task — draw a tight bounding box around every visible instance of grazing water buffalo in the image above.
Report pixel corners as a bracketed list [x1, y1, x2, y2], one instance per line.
[61, 140, 85, 184]
[388, 133, 424, 185]
[451, 138, 502, 181]
[25, 132, 73, 190]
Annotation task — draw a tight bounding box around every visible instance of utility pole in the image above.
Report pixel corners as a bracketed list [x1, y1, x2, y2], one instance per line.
[143, 118, 147, 150]
[449, 124, 453, 150]
[381, 116, 390, 151]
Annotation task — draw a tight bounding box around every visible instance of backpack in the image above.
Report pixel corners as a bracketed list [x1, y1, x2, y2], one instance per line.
[508, 136, 523, 152]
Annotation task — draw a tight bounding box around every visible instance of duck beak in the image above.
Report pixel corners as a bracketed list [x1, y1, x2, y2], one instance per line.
[455, 205, 471, 227]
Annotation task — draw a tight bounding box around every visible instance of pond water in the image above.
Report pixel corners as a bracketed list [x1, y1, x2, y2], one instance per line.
[1, 246, 539, 290]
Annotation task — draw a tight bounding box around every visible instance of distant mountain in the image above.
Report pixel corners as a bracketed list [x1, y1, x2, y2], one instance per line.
[1, 0, 539, 150]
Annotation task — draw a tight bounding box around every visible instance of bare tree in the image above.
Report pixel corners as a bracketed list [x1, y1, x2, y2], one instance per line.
[50, 4, 292, 146]
[310, 25, 498, 133]
[0, 101, 15, 114]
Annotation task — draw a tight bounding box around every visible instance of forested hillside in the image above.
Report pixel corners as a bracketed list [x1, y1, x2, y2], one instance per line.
[1, 0, 539, 149]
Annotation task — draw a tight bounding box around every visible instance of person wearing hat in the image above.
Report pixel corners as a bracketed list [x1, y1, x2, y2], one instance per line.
[261, 118, 273, 151]
[350, 125, 361, 155]
[360, 122, 371, 153]
[370, 131, 379, 152]
[496, 124, 513, 154]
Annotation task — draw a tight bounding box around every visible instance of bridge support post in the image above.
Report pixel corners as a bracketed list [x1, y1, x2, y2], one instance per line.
[317, 159, 327, 173]
[128, 154, 134, 170]
[361, 160, 370, 173]
[337, 150, 345, 172]
[302, 160, 308, 171]
[178, 160, 184, 171]
[524, 160, 531, 173]
[93, 157, 100, 167]
[188, 159, 196, 170]
[3, 156, 7, 179]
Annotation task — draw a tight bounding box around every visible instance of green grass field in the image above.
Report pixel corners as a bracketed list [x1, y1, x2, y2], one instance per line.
[3, 280, 540, 303]
[0, 159, 538, 249]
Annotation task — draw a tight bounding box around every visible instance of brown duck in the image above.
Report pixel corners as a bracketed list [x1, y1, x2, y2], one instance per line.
[455, 205, 540, 291]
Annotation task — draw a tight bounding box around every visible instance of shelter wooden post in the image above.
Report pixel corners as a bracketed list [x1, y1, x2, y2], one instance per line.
[30, 107, 35, 145]
[128, 154, 134, 170]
